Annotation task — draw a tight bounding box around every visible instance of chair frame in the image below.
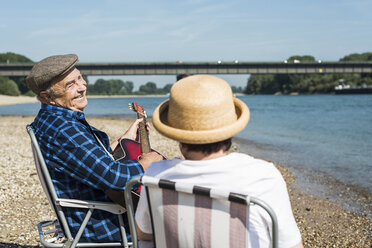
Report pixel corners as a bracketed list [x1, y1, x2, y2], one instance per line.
[124, 176, 279, 248]
[26, 125, 132, 248]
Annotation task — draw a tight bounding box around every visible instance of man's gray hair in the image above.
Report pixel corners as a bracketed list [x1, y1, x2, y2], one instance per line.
[37, 83, 58, 102]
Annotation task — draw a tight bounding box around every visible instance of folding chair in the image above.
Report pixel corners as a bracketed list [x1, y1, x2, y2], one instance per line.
[26, 125, 132, 248]
[124, 176, 278, 248]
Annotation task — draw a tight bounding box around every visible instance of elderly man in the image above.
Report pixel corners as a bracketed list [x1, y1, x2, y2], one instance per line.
[135, 75, 303, 247]
[27, 54, 162, 242]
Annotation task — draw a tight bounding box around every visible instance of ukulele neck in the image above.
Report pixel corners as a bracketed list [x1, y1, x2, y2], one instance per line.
[137, 113, 151, 154]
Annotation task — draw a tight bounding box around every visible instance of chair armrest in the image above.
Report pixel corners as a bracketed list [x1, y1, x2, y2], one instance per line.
[55, 198, 126, 214]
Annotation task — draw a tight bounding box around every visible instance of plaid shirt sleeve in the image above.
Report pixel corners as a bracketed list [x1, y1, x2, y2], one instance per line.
[52, 120, 144, 191]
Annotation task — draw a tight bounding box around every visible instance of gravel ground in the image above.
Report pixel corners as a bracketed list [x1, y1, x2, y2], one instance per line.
[0, 116, 370, 247]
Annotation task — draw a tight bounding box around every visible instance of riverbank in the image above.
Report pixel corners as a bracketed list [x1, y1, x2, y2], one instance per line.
[0, 95, 38, 106]
[0, 116, 370, 247]
[234, 138, 372, 220]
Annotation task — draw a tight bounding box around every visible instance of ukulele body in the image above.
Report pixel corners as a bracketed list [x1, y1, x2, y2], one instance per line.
[113, 138, 166, 162]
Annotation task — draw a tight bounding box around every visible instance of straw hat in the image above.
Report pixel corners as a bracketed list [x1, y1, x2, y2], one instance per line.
[152, 75, 250, 144]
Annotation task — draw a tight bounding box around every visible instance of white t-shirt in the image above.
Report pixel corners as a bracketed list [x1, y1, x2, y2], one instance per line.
[135, 152, 302, 247]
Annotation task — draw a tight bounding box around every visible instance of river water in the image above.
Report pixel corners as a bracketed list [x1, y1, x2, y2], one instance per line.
[1, 94, 371, 194]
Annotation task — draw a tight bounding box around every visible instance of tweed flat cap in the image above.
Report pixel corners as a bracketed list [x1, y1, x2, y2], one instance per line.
[26, 54, 78, 94]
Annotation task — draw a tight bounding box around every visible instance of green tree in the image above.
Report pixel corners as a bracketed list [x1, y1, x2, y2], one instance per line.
[231, 86, 243, 93]
[0, 52, 33, 63]
[0, 52, 34, 94]
[339, 52, 372, 82]
[245, 74, 277, 94]
[162, 84, 173, 93]
[87, 83, 95, 94]
[87, 79, 136, 95]
[91, 79, 125, 95]
[24, 90, 36, 96]
[339, 52, 372, 62]
[90, 79, 106, 94]
[8, 76, 28, 94]
[287, 55, 315, 62]
[122, 81, 134, 94]
[139, 82, 158, 94]
[0, 77, 20, 96]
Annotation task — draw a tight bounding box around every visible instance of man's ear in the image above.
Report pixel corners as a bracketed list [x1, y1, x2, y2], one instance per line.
[39, 91, 54, 105]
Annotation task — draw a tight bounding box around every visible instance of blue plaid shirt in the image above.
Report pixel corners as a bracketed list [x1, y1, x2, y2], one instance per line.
[31, 103, 144, 242]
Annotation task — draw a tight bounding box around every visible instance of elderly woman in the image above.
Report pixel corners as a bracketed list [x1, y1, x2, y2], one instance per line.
[135, 75, 303, 248]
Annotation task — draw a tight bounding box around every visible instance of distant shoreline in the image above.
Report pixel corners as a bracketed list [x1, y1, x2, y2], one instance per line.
[0, 94, 38, 106]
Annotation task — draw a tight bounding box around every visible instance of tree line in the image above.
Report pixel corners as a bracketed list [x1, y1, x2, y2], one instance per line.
[87, 79, 244, 95]
[87, 79, 174, 95]
[245, 53, 372, 94]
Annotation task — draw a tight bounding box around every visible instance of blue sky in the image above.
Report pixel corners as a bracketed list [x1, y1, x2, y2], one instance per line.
[1, 0, 371, 88]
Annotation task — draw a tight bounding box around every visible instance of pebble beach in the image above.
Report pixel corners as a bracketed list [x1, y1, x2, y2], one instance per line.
[0, 95, 371, 247]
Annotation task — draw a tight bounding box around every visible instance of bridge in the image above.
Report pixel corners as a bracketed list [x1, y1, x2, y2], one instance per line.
[1, 61, 372, 77]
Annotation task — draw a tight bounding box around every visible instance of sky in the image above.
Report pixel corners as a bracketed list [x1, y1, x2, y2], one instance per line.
[1, 0, 371, 89]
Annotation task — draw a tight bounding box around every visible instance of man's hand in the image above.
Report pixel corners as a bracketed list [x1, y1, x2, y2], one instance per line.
[138, 152, 163, 170]
[121, 118, 151, 141]
[122, 118, 143, 141]
[110, 118, 151, 151]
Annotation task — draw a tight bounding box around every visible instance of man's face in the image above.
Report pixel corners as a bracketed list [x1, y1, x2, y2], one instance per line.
[50, 68, 88, 112]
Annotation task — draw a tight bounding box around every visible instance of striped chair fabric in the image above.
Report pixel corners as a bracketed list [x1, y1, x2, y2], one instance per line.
[124, 176, 278, 248]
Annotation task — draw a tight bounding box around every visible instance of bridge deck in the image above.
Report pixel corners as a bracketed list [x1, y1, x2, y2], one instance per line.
[1, 62, 371, 76]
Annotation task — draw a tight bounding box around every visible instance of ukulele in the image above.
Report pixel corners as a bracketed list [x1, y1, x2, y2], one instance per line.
[113, 102, 165, 162]
[111, 102, 165, 209]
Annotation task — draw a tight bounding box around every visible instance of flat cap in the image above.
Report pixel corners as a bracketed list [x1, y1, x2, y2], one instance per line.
[26, 54, 78, 94]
